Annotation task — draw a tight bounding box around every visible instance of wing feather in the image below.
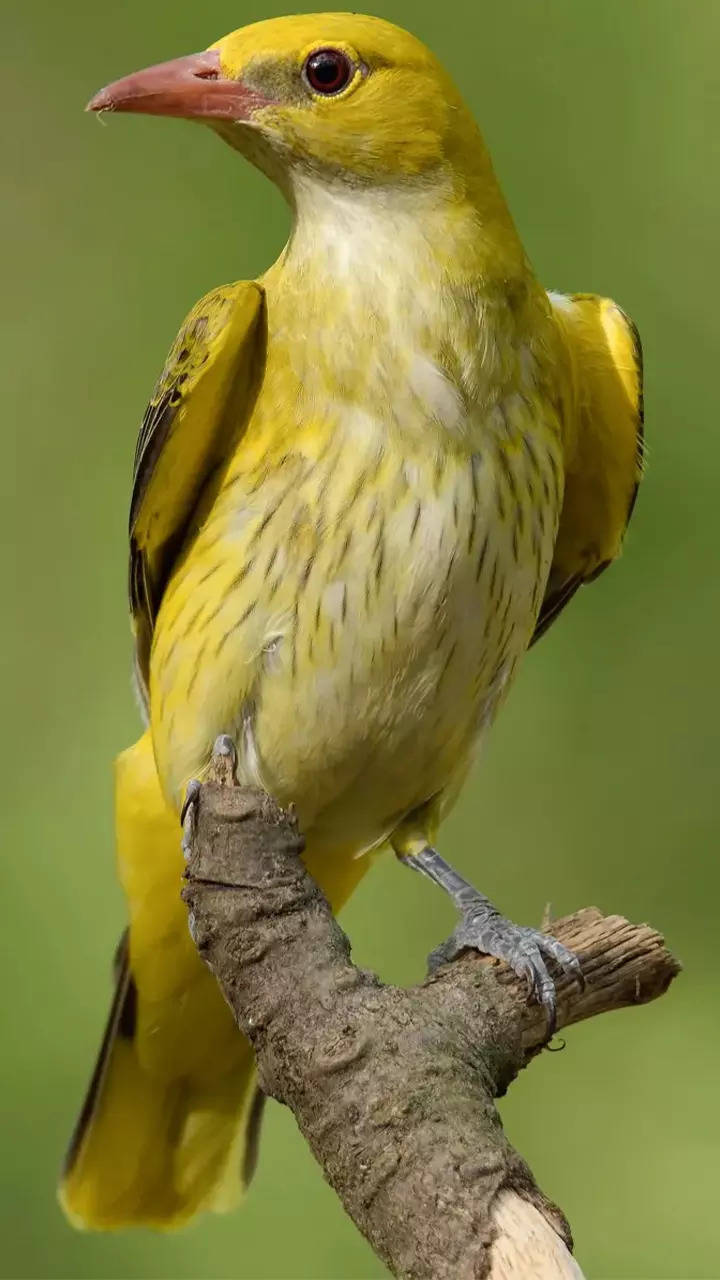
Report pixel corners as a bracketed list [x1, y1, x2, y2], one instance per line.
[128, 281, 265, 699]
[532, 292, 644, 644]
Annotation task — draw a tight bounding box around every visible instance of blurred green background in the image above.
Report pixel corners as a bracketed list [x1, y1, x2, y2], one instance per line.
[4, 0, 718, 1276]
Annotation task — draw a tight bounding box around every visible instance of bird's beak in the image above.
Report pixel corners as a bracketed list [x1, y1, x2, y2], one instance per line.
[86, 50, 270, 121]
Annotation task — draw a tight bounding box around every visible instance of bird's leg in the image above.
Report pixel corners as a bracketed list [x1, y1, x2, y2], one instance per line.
[398, 845, 583, 1033]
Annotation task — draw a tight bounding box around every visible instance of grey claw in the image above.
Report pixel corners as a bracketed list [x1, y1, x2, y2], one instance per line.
[400, 847, 582, 1035]
[429, 905, 583, 1035]
[539, 932, 586, 991]
[181, 779, 201, 858]
[180, 779, 201, 827]
[211, 734, 238, 786]
[213, 734, 237, 764]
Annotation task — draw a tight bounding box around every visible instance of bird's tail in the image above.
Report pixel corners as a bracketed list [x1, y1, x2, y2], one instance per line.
[58, 930, 262, 1230]
[58, 731, 263, 1230]
[58, 729, 373, 1230]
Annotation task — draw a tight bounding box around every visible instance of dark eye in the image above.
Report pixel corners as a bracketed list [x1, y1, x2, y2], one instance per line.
[303, 48, 353, 96]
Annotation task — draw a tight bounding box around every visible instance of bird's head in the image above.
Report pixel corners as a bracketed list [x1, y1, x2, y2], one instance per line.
[87, 12, 492, 198]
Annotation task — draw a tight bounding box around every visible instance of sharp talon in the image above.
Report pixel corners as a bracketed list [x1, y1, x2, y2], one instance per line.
[427, 899, 582, 1032]
[539, 934, 586, 993]
[400, 847, 583, 1029]
[180, 779, 201, 827]
[181, 779, 201, 858]
[543, 998, 557, 1039]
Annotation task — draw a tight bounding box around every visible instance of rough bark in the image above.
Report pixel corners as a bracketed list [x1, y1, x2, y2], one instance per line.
[181, 770, 680, 1280]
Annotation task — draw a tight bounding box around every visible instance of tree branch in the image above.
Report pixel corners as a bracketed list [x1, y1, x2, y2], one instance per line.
[181, 773, 680, 1280]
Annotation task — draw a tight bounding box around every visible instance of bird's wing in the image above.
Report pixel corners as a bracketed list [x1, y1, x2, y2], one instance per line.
[531, 292, 644, 644]
[129, 281, 265, 701]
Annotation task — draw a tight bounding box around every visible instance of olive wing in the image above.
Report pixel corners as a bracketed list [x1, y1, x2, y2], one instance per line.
[128, 281, 265, 699]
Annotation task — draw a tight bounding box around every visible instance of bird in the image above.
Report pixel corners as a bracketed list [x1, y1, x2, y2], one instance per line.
[61, 12, 643, 1231]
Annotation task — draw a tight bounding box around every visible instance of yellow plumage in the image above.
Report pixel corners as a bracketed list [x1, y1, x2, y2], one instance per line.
[62, 12, 643, 1229]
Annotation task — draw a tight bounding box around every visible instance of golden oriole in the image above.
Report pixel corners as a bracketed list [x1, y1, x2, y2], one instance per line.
[61, 12, 643, 1231]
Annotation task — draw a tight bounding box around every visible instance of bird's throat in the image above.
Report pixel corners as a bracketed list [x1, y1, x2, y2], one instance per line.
[261, 173, 535, 435]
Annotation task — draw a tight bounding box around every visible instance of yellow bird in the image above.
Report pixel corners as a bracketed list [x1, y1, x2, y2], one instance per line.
[62, 13, 643, 1230]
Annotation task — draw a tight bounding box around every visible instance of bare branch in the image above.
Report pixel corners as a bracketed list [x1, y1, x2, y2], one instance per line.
[182, 777, 680, 1280]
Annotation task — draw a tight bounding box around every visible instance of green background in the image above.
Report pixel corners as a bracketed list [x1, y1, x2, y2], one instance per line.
[4, 1, 718, 1276]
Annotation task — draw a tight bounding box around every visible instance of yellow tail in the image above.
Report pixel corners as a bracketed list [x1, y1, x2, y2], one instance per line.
[59, 931, 262, 1229]
[60, 730, 372, 1229]
[59, 732, 261, 1230]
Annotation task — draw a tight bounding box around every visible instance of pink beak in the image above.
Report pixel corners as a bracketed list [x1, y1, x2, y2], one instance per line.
[86, 50, 269, 121]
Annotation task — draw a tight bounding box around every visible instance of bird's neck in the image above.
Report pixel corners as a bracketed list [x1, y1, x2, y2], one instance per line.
[280, 169, 526, 292]
[260, 171, 544, 437]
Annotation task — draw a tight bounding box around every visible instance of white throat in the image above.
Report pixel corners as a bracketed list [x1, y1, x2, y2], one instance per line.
[285, 172, 457, 286]
[260, 172, 524, 440]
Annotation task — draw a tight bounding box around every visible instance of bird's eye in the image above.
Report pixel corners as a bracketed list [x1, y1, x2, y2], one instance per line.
[303, 48, 353, 96]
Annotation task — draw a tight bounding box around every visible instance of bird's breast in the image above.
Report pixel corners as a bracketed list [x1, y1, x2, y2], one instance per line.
[150, 377, 563, 849]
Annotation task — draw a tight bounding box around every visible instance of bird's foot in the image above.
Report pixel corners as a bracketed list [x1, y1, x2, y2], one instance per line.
[397, 845, 583, 1032]
[180, 779, 201, 859]
[428, 896, 583, 1034]
[180, 734, 238, 859]
[210, 733, 238, 786]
